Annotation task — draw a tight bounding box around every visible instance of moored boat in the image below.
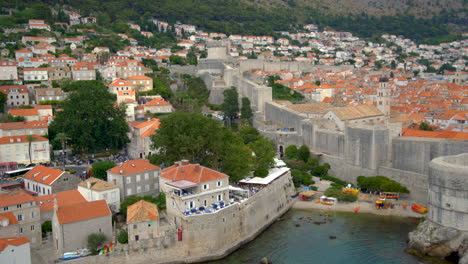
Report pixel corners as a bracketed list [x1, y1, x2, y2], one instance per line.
[411, 204, 428, 214]
[59, 252, 81, 261]
[319, 196, 337, 206]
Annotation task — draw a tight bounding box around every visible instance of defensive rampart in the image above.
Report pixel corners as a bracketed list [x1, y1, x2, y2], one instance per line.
[408, 154, 468, 261]
[428, 153, 468, 231]
[256, 101, 468, 203]
[66, 172, 296, 264]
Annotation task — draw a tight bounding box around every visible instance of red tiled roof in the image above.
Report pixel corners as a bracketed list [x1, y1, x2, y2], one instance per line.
[0, 212, 18, 225]
[127, 200, 159, 223]
[9, 109, 39, 117]
[0, 237, 29, 252]
[0, 191, 35, 207]
[402, 129, 468, 140]
[56, 200, 111, 224]
[161, 161, 228, 183]
[144, 97, 171, 107]
[126, 75, 151, 80]
[0, 85, 28, 94]
[108, 159, 160, 175]
[23, 165, 64, 185]
[109, 78, 130, 87]
[34, 189, 86, 212]
[0, 135, 48, 145]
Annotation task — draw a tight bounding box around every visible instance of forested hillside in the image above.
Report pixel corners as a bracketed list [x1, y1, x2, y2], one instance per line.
[0, 0, 466, 44]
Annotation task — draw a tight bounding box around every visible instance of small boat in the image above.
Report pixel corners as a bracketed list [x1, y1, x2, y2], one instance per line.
[411, 204, 428, 214]
[379, 192, 399, 199]
[319, 196, 337, 206]
[291, 192, 299, 198]
[300, 191, 316, 201]
[59, 252, 81, 261]
[343, 188, 359, 196]
[354, 205, 360, 213]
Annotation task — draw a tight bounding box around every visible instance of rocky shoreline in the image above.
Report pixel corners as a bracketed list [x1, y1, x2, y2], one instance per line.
[408, 220, 468, 264]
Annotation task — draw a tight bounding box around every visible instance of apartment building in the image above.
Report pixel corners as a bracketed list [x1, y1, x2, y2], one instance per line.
[107, 159, 160, 201]
[0, 85, 29, 107]
[0, 61, 18, 80]
[0, 135, 50, 165]
[0, 191, 41, 247]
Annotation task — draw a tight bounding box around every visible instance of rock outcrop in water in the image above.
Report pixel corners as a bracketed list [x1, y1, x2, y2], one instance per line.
[408, 220, 468, 262]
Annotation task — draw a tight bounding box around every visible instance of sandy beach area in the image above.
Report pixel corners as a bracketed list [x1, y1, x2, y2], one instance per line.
[293, 196, 425, 218]
[293, 177, 427, 218]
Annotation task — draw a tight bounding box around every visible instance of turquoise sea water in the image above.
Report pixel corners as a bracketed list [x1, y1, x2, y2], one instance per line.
[208, 209, 422, 264]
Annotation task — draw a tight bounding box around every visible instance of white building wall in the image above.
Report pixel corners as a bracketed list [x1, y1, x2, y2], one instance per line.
[0, 243, 32, 264]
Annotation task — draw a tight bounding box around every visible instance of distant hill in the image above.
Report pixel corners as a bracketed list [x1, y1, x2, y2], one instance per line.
[1, 0, 466, 44]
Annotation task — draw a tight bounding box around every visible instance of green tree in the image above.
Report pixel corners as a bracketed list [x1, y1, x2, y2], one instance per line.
[41, 220, 52, 237]
[0, 92, 7, 112]
[120, 193, 166, 215]
[313, 163, 330, 177]
[239, 126, 261, 145]
[240, 97, 253, 123]
[6, 114, 25, 122]
[117, 230, 128, 244]
[87, 233, 108, 255]
[285, 145, 298, 160]
[151, 112, 252, 180]
[49, 81, 129, 153]
[357, 176, 409, 193]
[169, 55, 187, 65]
[297, 145, 310, 162]
[222, 87, 239, 127]
[91, 161, 116, 181]
[419, 122, 433, 131]
[248, 137, 276, 177]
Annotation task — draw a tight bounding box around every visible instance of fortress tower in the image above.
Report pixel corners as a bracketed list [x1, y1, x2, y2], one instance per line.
[377, 77, 391, 116]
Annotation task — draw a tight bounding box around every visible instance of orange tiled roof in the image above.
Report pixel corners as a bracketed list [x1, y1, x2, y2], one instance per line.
[161, 161, 228, 183]
[9, 109, 39, 116]
[0, 85, 27, 94]
[144, 97, 171, 107]
[56, 200, 111, 224]
[0, 135, 48, 145]
[108, 159, 160, 175]
[23, 165, 64, 185]
[109, 78, 130, 87]
[127, 200, 159, 223]
[0, 237, 29, 252]
[0, 191, 35, 207]
[0, 212, 18, 225]
[126, 75, 151, 80]
[0, 121, 48, 130]
[402, 129, 468, 140]
[35, 190, 86, 212]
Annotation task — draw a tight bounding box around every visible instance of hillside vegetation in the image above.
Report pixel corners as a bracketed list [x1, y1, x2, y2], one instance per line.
[0, 0, 466, 44]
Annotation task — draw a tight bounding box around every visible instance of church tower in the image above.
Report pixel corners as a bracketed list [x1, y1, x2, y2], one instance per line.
[377, 77, 391, 116]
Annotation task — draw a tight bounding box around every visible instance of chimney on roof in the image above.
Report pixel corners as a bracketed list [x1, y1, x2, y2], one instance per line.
[87, 181, 91, 189]
[119, 169, 123, 174]
[181, 160, 189, 166]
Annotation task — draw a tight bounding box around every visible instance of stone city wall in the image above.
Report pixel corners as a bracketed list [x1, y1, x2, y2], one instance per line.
[392, 137, 468, 175]
[428, 153, 468, 231]
[238, 59, 352, 73]
[66, 173, 296, 264]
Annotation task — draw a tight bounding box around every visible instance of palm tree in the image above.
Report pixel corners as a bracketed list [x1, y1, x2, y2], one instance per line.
[54, 133, 70, 170]
[26, 135, 36, 165]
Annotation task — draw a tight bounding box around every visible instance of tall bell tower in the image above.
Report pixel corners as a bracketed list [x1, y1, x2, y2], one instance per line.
[377, 77, 391, 116]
